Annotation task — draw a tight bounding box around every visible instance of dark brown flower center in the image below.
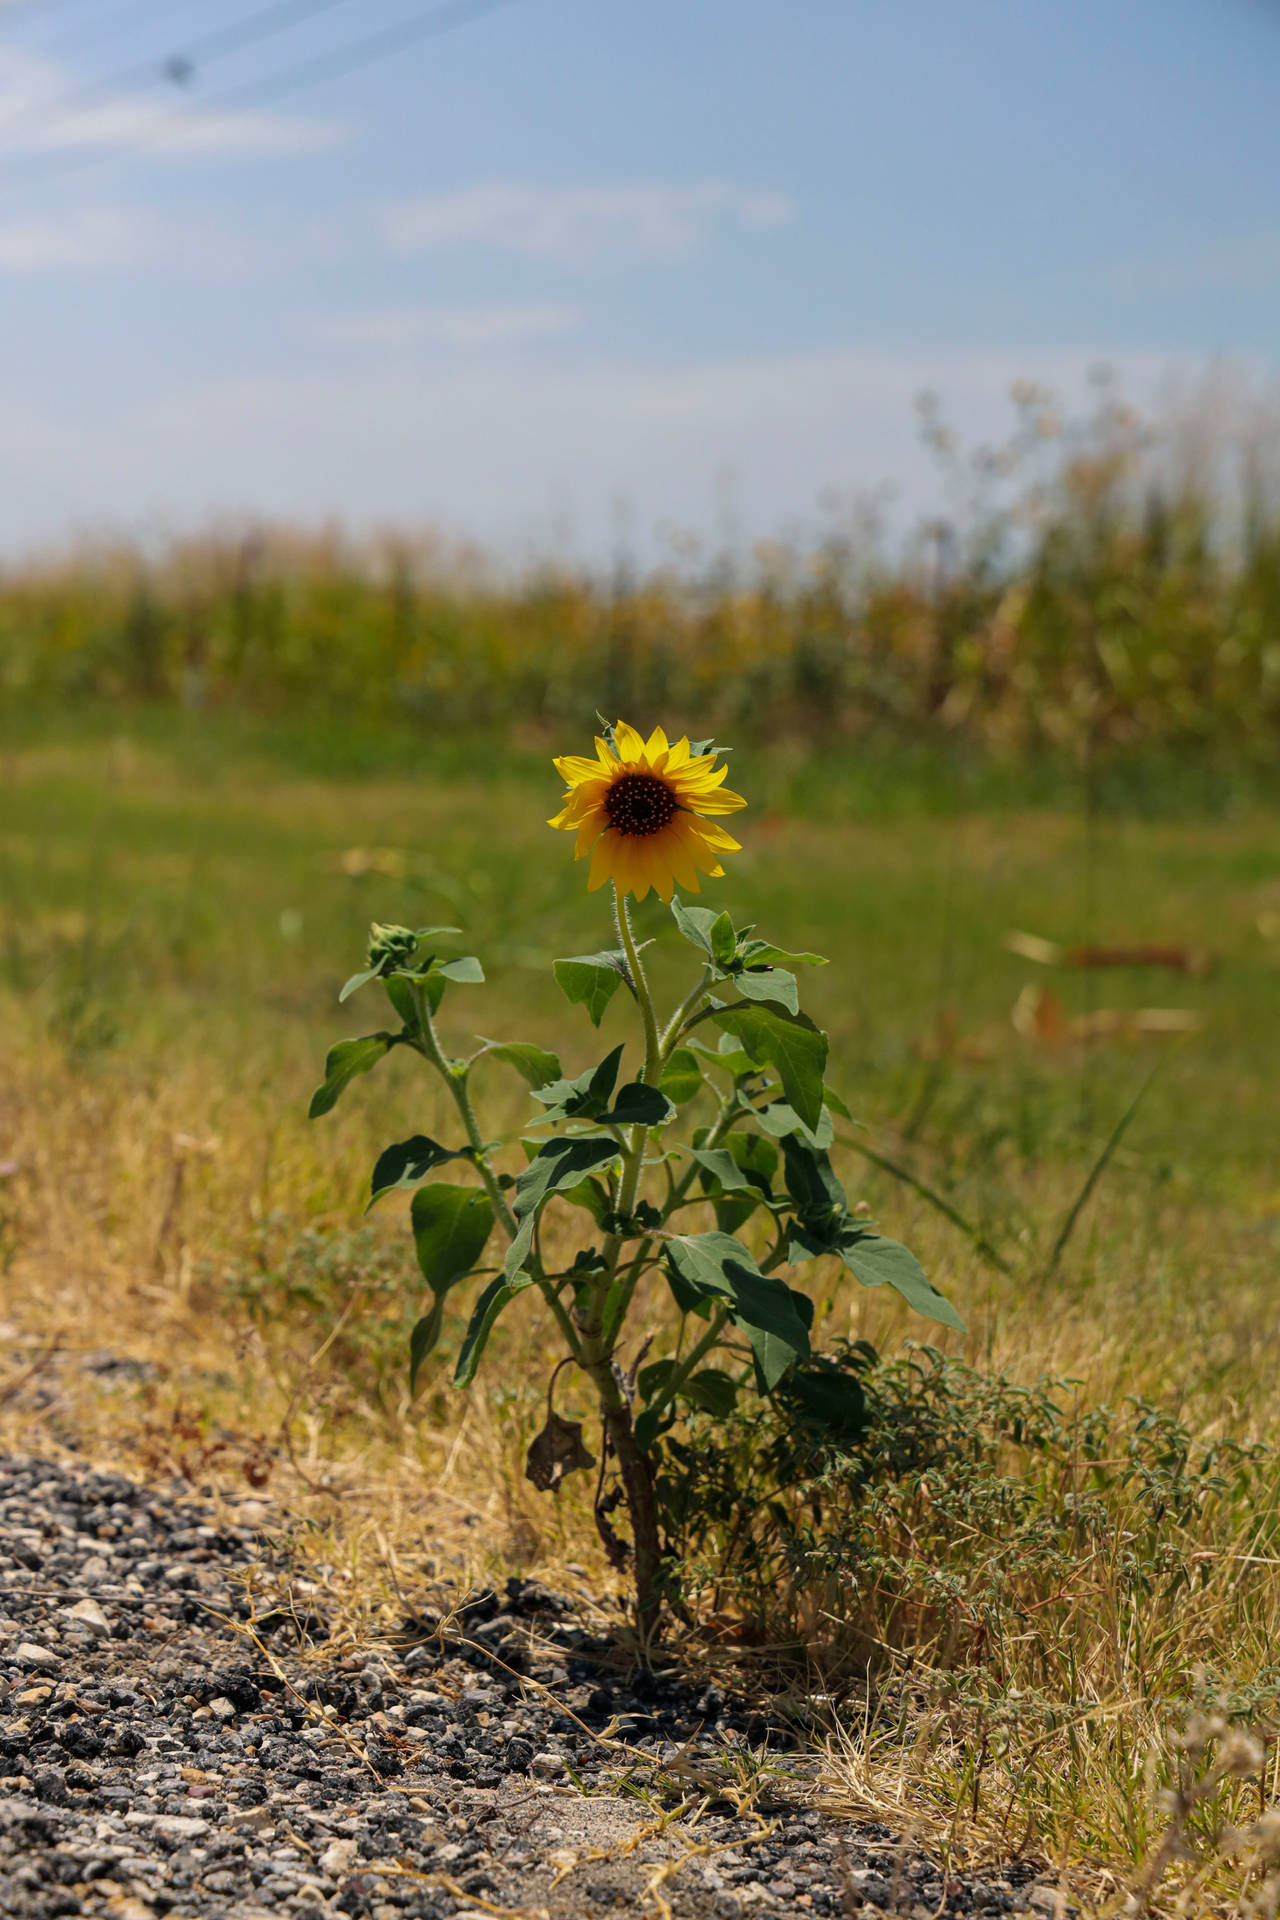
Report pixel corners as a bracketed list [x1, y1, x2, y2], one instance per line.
[604, 770, 679, 838]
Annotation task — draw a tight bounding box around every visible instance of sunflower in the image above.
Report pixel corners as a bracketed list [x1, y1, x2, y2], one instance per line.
[548, 722, 747, 902]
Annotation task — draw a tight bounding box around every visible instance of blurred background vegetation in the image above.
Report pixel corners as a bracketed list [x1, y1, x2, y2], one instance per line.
[3, 380, 1279, 785]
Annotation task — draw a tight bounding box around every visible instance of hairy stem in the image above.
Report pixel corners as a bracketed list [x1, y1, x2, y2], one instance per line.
[413, 986, 586, 1363]
[412, 986, 518, 1240]
[614, 887, 660, 1085]
[659, 965, 713, 1057]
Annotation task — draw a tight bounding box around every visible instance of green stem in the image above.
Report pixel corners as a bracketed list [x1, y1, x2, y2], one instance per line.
[413, 985, 587, 1365]
[643, 1304, 729, 1424]
[659, 966, 713, 1058]
[614, 887, 661, 1085]
[599, 1094, 745, 1352]
[413, 986, 517, 1239]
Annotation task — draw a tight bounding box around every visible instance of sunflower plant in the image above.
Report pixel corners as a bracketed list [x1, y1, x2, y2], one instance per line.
[310, 719, 962, 1628]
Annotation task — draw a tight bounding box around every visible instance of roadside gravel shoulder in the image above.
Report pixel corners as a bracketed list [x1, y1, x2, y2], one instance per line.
[0, 1450, 1055, 1919]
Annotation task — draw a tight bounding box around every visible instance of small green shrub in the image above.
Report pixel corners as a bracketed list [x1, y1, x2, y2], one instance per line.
[659, 1344, 1273, 1679]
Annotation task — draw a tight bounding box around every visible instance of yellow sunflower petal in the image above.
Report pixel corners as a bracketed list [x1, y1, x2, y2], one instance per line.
[575, 813, 604, 859]
[561, 781, 610, 815]
[672, 761, 729, 793]
[644, 725, 671, 762]
[587, 831, 620, 893]
[554, 753, 612, 786]
[656, 824, 702, 894]
[683, 784, 747, 816]
[664, 736, 692, 771]
[612, 838, 647, 900]
[612, 721, 646, 764]
[692, 820, 743, 855]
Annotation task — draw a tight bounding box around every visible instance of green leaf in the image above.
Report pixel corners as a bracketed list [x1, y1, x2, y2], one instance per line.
[454, 1272, 535, 1386]
[339, 967, 380, 1004]
[670, 897, 721, 959]
[709, 911, 737, 967]
[515, 1134, 621, 1216]
[684, 1367, 739, 1416]
[406, 1184, 495, 1392]
[739, 941, 828, 969]
[690, 1035, 761, 1078]
[409, 1305, 445, 1394]
[476, 1039, 562, 1090]
[308, 1033, 395, 1119]
[752, 1099, 835, 1149]
[777, 1356, 868, 1443]
[834, 1230, 965, 1331]
[659, 1047, 704, 1105]
[714, 1194, 762, 1233]
[434, 954, 485, 985]
[691, 1146, 753, 1193]
[712, 1003, 828, 1131]
[722, 1130, 779, 1192]
[369, 1135, 469, 1206]
[633, 1404, 670, 1453]
[505, 1135, 622, 1279]
[788, 1218, 965, 1331]
[383, 974, 419, 1027]
[733, 965, 799, 1015]
[530, 1044, 625, 1123]
[608, 1082, 675, 1128]
[663, 1228, 754, 1311]
[780, 1134, 848, 1221]
[554, 950, 628, 1026]
[824, 1086, 854, 1122]
[662, 1230, 811, 1389]
[728, 1269, 814, 1392]
[636, 1359, 677, 1402]
[411, 1183, 494, 1295]
[562, 1175, 611, 1227]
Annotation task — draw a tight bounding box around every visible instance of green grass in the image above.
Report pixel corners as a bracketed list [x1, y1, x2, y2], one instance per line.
[1, 704, 1278, 1903]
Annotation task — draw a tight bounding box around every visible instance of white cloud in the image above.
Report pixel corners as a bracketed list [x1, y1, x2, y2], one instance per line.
[317, 302, 585, 350]
[381, 180, 792, 265]
[0, 204, 162, 271]
[0, 43, 339, 158]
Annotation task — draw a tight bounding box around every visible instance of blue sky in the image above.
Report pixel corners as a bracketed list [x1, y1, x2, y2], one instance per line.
[0, 0, 1277, 557]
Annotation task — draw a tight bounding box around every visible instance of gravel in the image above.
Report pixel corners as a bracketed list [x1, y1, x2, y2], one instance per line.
[0, 1449, 1059, 1917]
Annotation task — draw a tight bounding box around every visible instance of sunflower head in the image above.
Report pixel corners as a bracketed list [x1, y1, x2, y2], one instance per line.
[548, 722, 746, 903]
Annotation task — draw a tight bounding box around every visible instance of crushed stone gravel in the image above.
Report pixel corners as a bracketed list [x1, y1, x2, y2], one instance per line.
[0, 1449, 1060, 1918]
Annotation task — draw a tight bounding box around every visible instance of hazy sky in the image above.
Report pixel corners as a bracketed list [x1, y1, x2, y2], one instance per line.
[1, 0, 1277, 558]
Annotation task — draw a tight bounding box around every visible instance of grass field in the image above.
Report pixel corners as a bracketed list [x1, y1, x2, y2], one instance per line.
[1, 704, 1279, 1908]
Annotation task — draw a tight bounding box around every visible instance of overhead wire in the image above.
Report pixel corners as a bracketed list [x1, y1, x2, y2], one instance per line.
[39, 2, 212, 64]
[0, 0, 517, 190]
[197, 0, 516, 111]
[0, 0, 358, 141]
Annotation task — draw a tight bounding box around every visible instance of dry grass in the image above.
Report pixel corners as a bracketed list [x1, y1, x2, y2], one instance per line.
[1, 715, 1279, 1911]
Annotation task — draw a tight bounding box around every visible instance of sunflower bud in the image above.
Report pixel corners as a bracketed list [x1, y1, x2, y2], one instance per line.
[366, 923, 419, 976]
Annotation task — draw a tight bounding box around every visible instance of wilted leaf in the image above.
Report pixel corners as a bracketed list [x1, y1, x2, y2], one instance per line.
[525, 1411, 596, 1491]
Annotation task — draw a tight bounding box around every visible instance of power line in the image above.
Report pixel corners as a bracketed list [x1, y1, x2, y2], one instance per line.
[39, 2, 210, 65]
[0, 0, 520, 193]
[0, 0, 359, 142]
[208, 0, 515, 111]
